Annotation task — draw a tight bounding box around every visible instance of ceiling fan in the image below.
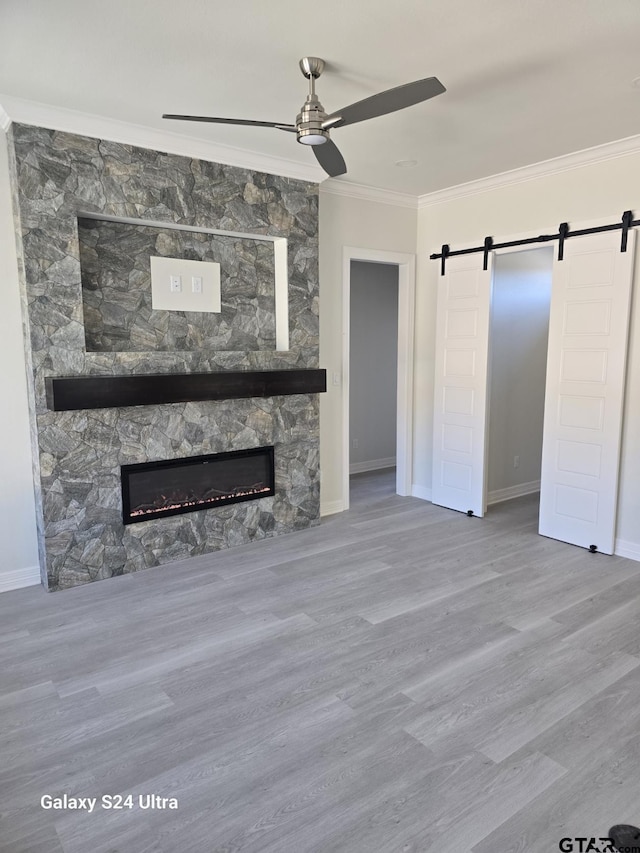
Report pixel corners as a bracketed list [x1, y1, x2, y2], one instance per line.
[163, 58, 446, 178]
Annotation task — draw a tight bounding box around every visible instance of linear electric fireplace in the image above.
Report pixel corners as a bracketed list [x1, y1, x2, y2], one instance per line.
[121, 446, 275, 524]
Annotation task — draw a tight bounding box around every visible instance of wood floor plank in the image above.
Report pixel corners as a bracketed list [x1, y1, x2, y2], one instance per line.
[2, 470, 640, 852]
[398, 751, 567, 853]
[0, 809, 64, 853]
[471, 734, 640, 853]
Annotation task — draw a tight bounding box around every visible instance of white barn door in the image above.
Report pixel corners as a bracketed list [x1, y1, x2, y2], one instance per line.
[539, 231, 635, 554]
[431, 252, 493, 516]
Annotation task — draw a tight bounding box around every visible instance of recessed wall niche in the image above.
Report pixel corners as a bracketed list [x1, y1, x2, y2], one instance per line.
[78, 217, 277, 352]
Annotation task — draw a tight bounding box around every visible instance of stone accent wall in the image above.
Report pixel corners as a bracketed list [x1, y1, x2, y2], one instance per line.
[8, 125, 320, 591]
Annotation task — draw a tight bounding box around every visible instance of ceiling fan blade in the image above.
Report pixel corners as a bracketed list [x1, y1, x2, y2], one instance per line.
[323, 76, 445, 129]
[163, 114, 296, 131]
[313, 139, 347, 177]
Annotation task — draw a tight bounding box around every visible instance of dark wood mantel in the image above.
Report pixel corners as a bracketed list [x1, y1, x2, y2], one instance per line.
[45, 369, 327, 412]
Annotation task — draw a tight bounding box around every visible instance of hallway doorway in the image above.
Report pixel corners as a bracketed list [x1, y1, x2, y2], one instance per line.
[349, 260, 399, 493]
[341, 247, 416, 511]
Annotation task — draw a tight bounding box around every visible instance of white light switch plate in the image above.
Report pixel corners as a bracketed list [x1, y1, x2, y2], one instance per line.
[150, 256, 221, 313]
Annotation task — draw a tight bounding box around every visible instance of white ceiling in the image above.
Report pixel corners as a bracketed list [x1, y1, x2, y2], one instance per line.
[2, 0, 640, 197]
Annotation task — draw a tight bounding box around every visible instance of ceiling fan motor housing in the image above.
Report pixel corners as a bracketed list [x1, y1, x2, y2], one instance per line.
[296, 94, 329, 145]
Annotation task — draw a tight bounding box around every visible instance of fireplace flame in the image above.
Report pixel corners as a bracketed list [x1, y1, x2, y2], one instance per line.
[129, 484, 272, 518]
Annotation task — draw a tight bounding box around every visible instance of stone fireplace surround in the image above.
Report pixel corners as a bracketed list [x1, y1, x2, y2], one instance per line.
[8, 124, 321, 591]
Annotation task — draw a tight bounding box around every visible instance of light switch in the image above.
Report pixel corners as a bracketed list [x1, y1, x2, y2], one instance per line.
[151, 256, 221, 313]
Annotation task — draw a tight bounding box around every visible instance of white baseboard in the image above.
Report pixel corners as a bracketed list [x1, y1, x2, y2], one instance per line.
[321, 499, 345, 517]
[349, 457, 396, 475]
[487, 480, 541, 506]
[0, 565, 41, 594]
[411, 484, 433, 502]
[615, 539, 640, 563]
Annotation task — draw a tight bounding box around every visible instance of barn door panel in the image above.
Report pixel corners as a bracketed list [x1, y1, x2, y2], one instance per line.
[539, 231, 635, 554]
[431, 253, 493, 516]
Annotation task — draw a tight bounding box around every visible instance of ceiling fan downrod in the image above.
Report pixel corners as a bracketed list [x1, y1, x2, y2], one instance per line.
[296, 57, 329, 146]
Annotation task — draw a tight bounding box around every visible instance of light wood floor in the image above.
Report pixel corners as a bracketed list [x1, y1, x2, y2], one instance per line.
[2, 469, 640, 852]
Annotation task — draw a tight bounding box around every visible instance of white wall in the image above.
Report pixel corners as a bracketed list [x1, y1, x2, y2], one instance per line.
[487, 248, 552, 499]
[318, 189, 417, 514]
[349, 261, 398, 472]
[0, 130, 40, 591]
[416, 153, 640, 558]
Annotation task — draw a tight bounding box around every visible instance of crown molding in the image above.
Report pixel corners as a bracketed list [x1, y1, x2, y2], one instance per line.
[418, 133, 640, 208]
[0, 94, 325, 184]
[0, 103, 11, 132]
[321, 177, 418, 209]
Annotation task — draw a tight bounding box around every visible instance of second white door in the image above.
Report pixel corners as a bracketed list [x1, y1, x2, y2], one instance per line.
[538, 230, 636, 554]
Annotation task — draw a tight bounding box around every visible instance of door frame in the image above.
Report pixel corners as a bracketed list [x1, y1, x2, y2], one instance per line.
[342, 247, 416, 510]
